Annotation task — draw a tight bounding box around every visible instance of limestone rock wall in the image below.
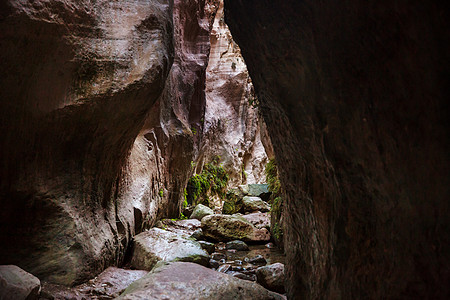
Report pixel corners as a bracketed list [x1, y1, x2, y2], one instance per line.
[197, 0, 270, 186]
[225, 0, 449, 299]
[0, 0, 217, 286]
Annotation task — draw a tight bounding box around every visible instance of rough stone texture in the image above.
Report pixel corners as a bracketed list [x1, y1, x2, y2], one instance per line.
[41, 267, 148, 299]
[226, 240, 249, 251]
[190, 204, 215, 220]
[256, 263, 285, 294]
[0, 265, 41, 300]
[225, 0, 450, 299]
[117, 262, 285, 300]
[130, 228, 210, 270]
[201, 214, 270, 242]
[0, 0, 218, 285]
[242, 196, 270, 213]
[242, 212, 270, 229]
[196, 0, 270, 186]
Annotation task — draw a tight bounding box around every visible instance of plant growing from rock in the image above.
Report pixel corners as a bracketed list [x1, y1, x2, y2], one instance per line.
[186, 156, 229, 208]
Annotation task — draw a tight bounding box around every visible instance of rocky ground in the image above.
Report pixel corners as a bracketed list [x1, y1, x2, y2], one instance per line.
[0, 184, 286, 299]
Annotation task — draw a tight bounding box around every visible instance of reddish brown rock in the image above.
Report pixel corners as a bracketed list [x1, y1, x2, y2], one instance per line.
[0, 0, 218, 286]
[225, 0, 449, 299]
[197, 0, 271, 186]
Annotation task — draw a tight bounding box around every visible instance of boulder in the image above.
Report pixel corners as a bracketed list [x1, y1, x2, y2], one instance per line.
[198, 241, 215, 254]
[201, 214, 271, 242]
[226, 240, 249, 251]
[247, 184, 271, 201]
[156, 219, 202, 238]
[256, 263, 285, 294]
[190, 204, 214, 220]
[130, 228, 209, 270]
[222, 189, 244, 215]
[0, 265, 40, 300]
[41, 267, 148, 299]
[242, 212, 270, 229]
[248, 255, 267, 266]
[117, 262, 285, 299]
[242, 197, 271, 213]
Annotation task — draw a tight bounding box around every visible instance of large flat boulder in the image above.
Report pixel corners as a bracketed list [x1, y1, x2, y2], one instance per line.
[201, 214, 270, 242]
[0, 265, 40, 300]
[117, 262, 285, 299]
[130, 228, 210, 270]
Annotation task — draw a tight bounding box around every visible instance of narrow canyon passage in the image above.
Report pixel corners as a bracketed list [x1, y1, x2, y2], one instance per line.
[0, 0, 448, 299]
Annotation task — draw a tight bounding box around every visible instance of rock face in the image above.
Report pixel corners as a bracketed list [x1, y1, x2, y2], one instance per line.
[117, 262, 285, 299]
[0, 0, 217, 285]
[197, 0, 270, 186]
[130, 228, 210, 270]
[201, 214, 270, 242]
[224, 0, 450, 299]
[0, 265, 41, 300]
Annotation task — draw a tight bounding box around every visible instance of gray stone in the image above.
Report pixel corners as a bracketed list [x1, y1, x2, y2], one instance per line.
[117, 262, 285, 299]
[201, 214, 270, 242]
[248, 255, 267, 266]
[190, 204, 214, 220]
[198, 241, 215, 254]
[130, 228, 209, 270]
[211, 252, 227, 261]
[231, 272, 257, 282]
[242, 196, 270, 213]
[0, 265, 41, 300]
[217, 264, 232, 273]
[248, 184, 270, 198]
[190, 229, 204, 240]
[226, 240, 249, 251]
[256, 263, 285, 294]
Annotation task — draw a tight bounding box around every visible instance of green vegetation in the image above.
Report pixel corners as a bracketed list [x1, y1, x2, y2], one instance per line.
[248, 94, 259, 108]
[222, 189, 243, 215]
[186, 157, 229, 208]
[265, 158, 284, 247]
[159, 188, 164, 197]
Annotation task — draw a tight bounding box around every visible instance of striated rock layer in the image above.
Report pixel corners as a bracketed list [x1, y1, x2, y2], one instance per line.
[225, 0, 449, 299]
[197, 0, 271, 186]
[0, 0, 218, 285]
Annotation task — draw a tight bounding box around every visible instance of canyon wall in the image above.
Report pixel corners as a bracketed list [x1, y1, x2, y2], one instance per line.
[197, 1, 270, 187]
[0, 0, 217, 286]
[225, 0, 449, 299]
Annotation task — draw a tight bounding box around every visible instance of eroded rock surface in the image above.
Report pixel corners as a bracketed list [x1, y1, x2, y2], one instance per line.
[117, 262, 285, 300]
[197, 0, 270, 186]
[225, 0, 450, 298]
[0, 0, 218, 285]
